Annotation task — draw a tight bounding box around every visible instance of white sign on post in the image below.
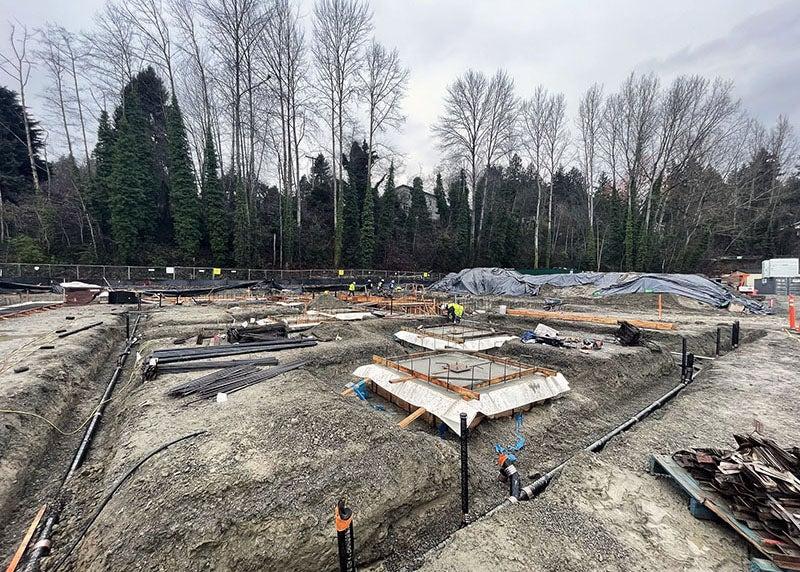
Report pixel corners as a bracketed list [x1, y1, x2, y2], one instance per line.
[166, 267, 175, 274]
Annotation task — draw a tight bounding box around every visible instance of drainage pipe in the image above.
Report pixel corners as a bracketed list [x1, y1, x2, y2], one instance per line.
[460, 412, 469, 526]
[483, 368, 700, 520]
[24, 313, 142, 572]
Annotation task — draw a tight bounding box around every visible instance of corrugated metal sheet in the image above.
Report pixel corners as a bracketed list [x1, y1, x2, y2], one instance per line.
[352, 363, 569, 435]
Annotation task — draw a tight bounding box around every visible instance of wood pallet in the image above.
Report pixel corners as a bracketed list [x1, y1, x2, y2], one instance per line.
[649, 454, 799, 571]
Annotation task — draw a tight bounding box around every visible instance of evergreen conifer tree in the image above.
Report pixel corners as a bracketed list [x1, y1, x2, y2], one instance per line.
[166, 96, 201, 261]
[200, 128, 228, 263]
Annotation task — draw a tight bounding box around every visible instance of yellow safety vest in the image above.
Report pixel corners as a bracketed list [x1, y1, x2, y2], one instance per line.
[348, 283, 356, 291]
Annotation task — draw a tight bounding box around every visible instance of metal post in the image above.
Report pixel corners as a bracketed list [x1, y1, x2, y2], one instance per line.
[732, 321, 740, 349]
[159, 294, 163, 308]
[715, 327, 721, 357]
[460, 412, 469, 527]
[686, 353, 695, 382]
[126, 313, 130, 339]
[137, 293, 141, 312]
[680, 336, 687, 381]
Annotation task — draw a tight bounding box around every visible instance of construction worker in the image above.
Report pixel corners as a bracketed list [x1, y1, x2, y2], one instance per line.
[377, 278, 384, 291]
[366, 278, 373, 292]
[348, 281, 356, 297]
[445, 301, 464, 324]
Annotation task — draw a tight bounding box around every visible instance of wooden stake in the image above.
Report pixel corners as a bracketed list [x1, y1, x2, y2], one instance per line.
[658, 294, 663, 321]
[5, 504, 46, 572]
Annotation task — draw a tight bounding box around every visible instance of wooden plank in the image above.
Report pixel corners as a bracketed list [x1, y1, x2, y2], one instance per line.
[398, 407, 427, 428]
[508, 307, 676, 331]
[5, 504, 46, 572]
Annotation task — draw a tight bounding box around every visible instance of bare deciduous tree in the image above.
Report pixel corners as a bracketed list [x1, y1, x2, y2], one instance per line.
[542, 91, 569, 266]
[432, 69, 489, 250]
[478, 69, 517, 242]
[312, 0, 372, 265]
[519, 85, 549, 268]
[359, 40, 408, 190]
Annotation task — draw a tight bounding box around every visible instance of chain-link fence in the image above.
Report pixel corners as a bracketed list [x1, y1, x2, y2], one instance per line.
[0, 263, 444, 284]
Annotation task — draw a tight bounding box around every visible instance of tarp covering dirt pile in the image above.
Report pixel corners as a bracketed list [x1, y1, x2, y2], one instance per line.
[430, 267, 767, 313]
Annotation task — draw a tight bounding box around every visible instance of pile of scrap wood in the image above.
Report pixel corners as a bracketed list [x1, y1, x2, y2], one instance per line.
[674, 433, 800, 550]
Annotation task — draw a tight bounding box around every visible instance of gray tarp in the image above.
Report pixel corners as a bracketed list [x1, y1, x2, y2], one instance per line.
[429, 267, 767, 313]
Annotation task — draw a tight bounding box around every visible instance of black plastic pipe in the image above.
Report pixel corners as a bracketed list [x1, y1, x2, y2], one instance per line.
[686, 353, 695, 382]
[335, 500, 356, 572]
[509, 379, 690, 504]
[460, 412, 469, 526]
[680, 336, 688, 381]
[715, 327, 721, 357]
[732, 320, 740, 349]
[24, 313, 141, 572]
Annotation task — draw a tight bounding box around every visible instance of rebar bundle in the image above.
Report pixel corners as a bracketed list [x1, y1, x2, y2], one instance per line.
[167, 361, 306, 401]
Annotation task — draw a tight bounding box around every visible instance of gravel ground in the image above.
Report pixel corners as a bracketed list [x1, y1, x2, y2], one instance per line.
[419, 324, 800, 571]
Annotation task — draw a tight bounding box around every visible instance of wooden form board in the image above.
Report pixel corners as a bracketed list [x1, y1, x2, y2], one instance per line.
[507, 307, 676, 331]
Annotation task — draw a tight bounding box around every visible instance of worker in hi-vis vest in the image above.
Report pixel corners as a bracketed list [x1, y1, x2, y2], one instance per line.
[445, 302, 464, 324]
[348, 281, 356, 297]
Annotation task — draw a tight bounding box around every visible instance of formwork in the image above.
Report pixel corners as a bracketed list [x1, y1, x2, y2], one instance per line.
[394, 324, 516, 351]
[353, 351, 570, 434]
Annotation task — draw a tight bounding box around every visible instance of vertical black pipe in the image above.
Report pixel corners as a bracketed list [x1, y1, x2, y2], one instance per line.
[460, 412, 469, 526]
[715, 327, 721, 357]
[137, 293, 141, 312]
[680, 337, 687, 381]
[159, 293, 163, 308]
[335, 500, 355, 572]
[126, 313, 130, 340]
[732, 320, 740, 349]
[686, 353, 695, 382]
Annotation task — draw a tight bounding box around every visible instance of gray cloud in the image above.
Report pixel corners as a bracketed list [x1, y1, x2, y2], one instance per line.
[1, 0, 797, 181]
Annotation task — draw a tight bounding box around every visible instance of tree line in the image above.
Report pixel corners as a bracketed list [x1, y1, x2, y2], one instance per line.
[0, 0, 798, 272]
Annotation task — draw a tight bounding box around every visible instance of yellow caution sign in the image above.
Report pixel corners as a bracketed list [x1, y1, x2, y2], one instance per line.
[423, 272, 429, 278]
[212, 267, 222, 276]
[338, 269, 345, 276]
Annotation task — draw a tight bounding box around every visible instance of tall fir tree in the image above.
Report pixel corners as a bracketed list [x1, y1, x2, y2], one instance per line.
[432, 172, 448, 224]
[109, 86, 154, 263]
[201, 128, 228, 263]
[166, 96, 201, 261]
[408, 176, 431, 259]
[232, 178, 251, 265]
[359, 184, 375, 267]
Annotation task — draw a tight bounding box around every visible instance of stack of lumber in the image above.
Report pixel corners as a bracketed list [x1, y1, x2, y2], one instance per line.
[674, 433, 800, 551]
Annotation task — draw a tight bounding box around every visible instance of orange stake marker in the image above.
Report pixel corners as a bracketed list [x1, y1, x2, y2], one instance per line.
[790, 295, 796, 331]
[5, 505, 46, 572]
[658, 294, 663, 321]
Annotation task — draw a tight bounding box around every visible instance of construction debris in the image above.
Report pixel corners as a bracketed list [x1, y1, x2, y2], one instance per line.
[227, 322, 288, 342]
[148, 338, 317, 364]
[57, 321, 103, 338]
[673, 433, 800, 566]
[520, 324, 603, 350]
[167, 361, 305, 400]
[144, 356, 280, 380]
[615, 321, 642, 346]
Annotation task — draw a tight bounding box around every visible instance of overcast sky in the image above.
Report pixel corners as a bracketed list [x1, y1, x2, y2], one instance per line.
[1, 0, 798, 182]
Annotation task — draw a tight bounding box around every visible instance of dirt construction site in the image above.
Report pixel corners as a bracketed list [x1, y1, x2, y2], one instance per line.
[1, 275, 799, 571]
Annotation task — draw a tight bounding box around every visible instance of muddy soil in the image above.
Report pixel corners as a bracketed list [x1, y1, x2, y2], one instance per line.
[0, 307, 124, 561]
[0, 297, 780, 572]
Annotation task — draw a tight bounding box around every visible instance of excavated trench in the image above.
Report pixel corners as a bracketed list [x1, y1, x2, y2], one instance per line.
[1, 303, 765, 572]
[0, 311, 124, 564]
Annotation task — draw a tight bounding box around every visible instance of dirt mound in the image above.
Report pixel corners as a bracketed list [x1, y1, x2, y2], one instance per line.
[308, 292, 352, 310]
[56, 368, 458, 571]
